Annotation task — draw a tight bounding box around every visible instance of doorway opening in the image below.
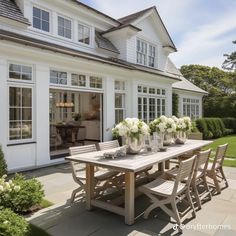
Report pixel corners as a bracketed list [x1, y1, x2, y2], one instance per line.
[49, 89, 103, 158]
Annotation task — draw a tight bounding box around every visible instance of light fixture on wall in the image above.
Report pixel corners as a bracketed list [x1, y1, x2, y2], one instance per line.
[56, 102, 74, 108]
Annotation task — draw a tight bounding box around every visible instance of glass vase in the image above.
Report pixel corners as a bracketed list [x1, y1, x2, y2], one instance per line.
[163, 132, 173, 146]
[126, 135, 144, 154]
[175, 131, 187, 144]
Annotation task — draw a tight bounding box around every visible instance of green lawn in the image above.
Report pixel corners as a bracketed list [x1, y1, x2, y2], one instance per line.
[39, 198, 53, 209]
[204, 134, 236, 167]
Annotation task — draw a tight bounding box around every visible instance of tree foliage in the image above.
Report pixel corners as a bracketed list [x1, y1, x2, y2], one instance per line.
[180, 64, 236, 118]
[222, 40, 236, 71]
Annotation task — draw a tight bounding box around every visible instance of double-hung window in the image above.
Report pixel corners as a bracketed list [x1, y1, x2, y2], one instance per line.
[78, 24, 90, 45]
[137, 39, 147, 65]
[33, 7, 50, 32]
[58, 16, 72, 39]
[8, 63, 33, 141]
[115, 81, 126, 124]
[137, 39, 156, 68]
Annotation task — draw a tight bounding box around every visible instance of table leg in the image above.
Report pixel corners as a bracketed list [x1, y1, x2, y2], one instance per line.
[158, 162, 164, 172]
[86, 164, 95, 210]
[125, 171, 135, 225]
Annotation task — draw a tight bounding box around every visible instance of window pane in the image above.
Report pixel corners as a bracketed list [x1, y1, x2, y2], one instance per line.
[9, 72, 21, 80]
[65, 19, 71, 29]
[42, 20, 49, 32]
[65, 29, 71, 39]
[21, 73, 32, 81]
[58, 26, 64, 36]
[9, 122, 21, 140]
[22, 88, 32, 107]
[71, 74, 86, 87]
[42, 10, 49, 21]
[10, 87, 21, 107]
[58, 16, 64, 27]
[33, 7, 41, 18]
[10, 108, 21, 121]
[33, 17, 41, 29]
[22, 108, 32, 120]
[115, 94, 123, 108]
[22, 122, 32, 139]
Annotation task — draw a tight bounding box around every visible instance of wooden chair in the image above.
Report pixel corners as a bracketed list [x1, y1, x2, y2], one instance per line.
[69, 144, 119, 203]
[139, 155, 196, 230]
[98, 140, 120, 150]
[166, 149, 212, 210]
[206, 143, 229, 194]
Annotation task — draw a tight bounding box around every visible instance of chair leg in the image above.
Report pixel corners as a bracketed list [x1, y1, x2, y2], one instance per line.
[171, 200, 181, 226]
[203, 175, 212, 200]
[143, 201, 160, 219]
[70, 186, 84, 203]
[192, 182, 201, 210]
[212, 171, 221, 194]
[187, 189, 196, 218]
[219, 167, 229, 188]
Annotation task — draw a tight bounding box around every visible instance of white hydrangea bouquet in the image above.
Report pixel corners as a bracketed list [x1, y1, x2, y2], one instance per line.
[112, 118, 150, 153]
[172, 116, 192, 144]
[149, 115, 177, 134]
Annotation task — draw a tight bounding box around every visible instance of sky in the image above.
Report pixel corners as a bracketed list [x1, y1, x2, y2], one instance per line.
[81, 0, 236, 69]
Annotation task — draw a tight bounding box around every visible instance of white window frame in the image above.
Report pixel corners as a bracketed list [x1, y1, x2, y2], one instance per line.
[7, 62, 35, 144]
[137, 38, 156, 68]
[50, 70, 68, 85]
[183, 98, 200, 120]
[138, 85, 166, 123]
[57, 15, 72, 40]
[115, 80, 126, 124]
[78, 23, 91, 45]
[32, 6, 50, 33]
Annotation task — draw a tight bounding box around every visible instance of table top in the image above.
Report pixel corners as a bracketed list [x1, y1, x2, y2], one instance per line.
[65, 139, 213, 172]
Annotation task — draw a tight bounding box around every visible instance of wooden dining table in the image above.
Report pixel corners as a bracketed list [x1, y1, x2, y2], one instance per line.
[65, 139, 213, 225]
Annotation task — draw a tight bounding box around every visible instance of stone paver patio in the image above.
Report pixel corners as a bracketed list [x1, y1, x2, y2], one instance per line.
[26, 164, 236, 236]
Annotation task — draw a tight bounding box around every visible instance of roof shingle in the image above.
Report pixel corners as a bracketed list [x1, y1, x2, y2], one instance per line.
[0, 0, 30, 25]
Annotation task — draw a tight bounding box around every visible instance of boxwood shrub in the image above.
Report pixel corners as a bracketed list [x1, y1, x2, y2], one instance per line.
[0, 208, 29, 236]
[222, 117, 236, 133]
[0, 145, 7, 177]
[195, 118, 226, 139]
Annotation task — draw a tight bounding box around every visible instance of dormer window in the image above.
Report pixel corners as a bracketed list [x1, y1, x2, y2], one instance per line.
[137, 39, 156, 68]
[33, 7, 49, 32]
[78, 24, 90, 45]
[58, 16, 72, 39]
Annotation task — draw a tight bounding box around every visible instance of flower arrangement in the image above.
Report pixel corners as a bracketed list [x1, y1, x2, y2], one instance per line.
[173, 116, 192, 132]
[149, 115, 177, 134]
[0, 175, 21, 194]
[112, 118, 150, 139]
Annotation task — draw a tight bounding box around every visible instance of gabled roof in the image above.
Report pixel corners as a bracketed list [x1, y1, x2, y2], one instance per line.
[101, 24, 141, 35]
[95, 32, 120, 54]
[0, 0, 30, 25]
[118, 6, 177, 51]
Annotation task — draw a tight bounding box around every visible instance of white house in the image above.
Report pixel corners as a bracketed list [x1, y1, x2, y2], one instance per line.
[0, 0, 207, 172]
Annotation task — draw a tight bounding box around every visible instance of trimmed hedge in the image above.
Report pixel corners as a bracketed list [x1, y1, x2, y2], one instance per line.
[221, 118, 236, 133]
[195, 118, 226, 140]
[0, 145, 7, 177]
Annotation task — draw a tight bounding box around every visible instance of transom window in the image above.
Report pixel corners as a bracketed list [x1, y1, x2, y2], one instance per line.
[78, 24, 90, 45]
[71, 74, 86, 87]
[33, 7, 49, 32]
[9, 64, 32, 81]
[89, 77, 102, 89]
[137, 39, 156, 68]
[9, 87, 33, 140]
[138, 85, 166, 123]
[183, 98, 200, 120]
[58, 16, 72, 39]
[50, 70, 67, 85]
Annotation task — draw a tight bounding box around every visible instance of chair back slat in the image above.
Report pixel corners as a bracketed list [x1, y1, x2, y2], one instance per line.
[69, 144, 97, 156]
[193, 149, 211, 180]
[69, 144, 97, 175]
[98, 140, 120, 151]
[214, 143, 228, 167]
[173, 155, 196, 194]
